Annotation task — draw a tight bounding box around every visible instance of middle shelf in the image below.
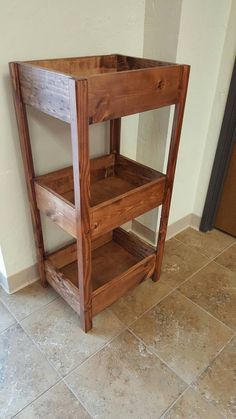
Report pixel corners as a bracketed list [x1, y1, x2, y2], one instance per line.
[34, 153, 166, 238]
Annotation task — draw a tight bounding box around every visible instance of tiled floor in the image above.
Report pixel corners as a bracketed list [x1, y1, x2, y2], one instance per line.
[0, 228, 235, 418]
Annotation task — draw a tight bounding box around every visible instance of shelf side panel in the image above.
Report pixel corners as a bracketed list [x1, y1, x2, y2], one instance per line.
[17, 63, 71, 123]
[88, 66, 182, 123]
[92, 254, 156, 315]
[45, 260, 80, 314]
[90, 178, 166, 238]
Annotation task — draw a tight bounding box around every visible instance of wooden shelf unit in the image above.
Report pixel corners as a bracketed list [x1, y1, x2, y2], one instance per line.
[9, 54, 190, 332]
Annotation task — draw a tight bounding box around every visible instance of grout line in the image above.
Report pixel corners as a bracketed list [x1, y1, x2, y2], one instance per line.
[17, 295, 60, 322]
[175, 291, 235, 334]
[12, 379, 64, 418]
[62, 377, 93, 418]
[159, 386, 190, 418]
[212, 259, 236, 275]
[127, 328, 189, 385]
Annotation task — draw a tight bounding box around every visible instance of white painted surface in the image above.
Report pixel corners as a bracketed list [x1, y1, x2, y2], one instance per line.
[0, 0, 145, 280]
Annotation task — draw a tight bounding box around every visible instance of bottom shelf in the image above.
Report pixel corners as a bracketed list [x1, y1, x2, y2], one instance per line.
[45, 228, 156, 316]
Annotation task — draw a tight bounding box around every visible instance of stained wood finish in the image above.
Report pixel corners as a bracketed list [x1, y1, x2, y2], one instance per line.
[10, 54, 189, 333]
[45, 227, 155, 316]
[9, 63, 46, 287]
[34, 154, 166, 239]
[88, 66, 182, 123]
[110, 118, 121, 154]
[45, 260, 80, 314]
[153, 65, 190, 281]
[69, 78, 92, 332]
[18, 63, 71, 123]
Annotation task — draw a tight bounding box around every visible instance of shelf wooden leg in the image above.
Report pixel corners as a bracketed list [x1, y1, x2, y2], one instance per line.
[153, 65, 190, 282]
[110, 118, 121, 154]
[69, 79, 92, 332]
[9, 62, 47, 287]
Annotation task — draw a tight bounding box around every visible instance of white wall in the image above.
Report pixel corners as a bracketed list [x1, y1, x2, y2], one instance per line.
[169, 0, 234, 224]
[0, 0, 145, 285]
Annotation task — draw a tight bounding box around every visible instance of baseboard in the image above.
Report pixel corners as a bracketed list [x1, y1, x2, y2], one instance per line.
[0, 264, 39, 294]
[132, 213, 201, 243]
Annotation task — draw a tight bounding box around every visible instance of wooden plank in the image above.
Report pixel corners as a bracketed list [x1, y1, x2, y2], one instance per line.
[117, 54, 175, 70]
[35, 166, 73, 194]
[154, 65, 190, 281]
[47, 231, 113, 269]
[45, 260, 80, 314]
[17, 63, 71, 123]
[92, 254, 156, 315]
[115, 154, 164, 186]
[9, 63, 47, 287]
[91, 177, 166, 238]
[35, 182, 76, 237]
[88, 66, 182, 123]
[110, 118, 121, 153]
[69, 78, 92, 332]
[113, 228, 155, 259]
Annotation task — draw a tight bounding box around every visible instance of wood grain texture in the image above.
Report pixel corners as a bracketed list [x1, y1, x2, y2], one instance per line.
[91, 177, 166, 237]
[9, 62, 47, 287]
[18, 63, 71, 123]
[35, 182, 76, 238]
[92, 254, 156, 315]
[88, 66, 182, 123]
[110, 118, 121, 153]
[69, 78, 92, 332]
[113, 227, 155, 259]
[45, 260, 80, 314]
[154, 65, 190, 281]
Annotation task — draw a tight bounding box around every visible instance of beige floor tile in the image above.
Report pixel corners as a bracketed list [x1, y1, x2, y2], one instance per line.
[161, 241, 209, 288]
[194, 336, 236, 418]
[15, 381, 91, 418]
[111, 278, 171, 326]
[65, 330, 186, 419]
[0, 324, 59, 418]
[0, 280, 57, 320]
[179, 262, 236, 330]
[175, 228, 235, 258]
[130, 291, 233, 384]
[0, 301, 16, 332]
[215, 242, 236, 273]
[162, 387, 223, 418]
[21, 298, 124, 376]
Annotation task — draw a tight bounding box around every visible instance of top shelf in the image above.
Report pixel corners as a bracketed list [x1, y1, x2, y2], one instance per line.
[12, 54, 189, 124]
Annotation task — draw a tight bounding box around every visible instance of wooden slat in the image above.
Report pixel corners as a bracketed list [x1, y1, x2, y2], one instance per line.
[35, 166, 73, 194]
[45, 260, 80, 314]
[47, 231, 113, 269]
[92, 254, 156, 315]
[18, 63, 71, 123]
[115, 154, 164, 186]
[9, 63, 47, 287]
[35, 182, 76, 238]
[110, 118, 121, 153]
[88, 66, 182, 123]
[90, 177, 166, 238]
[113, 228, 155, 259]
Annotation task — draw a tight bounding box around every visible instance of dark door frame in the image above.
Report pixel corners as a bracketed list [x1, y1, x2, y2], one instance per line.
[200, 58, 236, 232]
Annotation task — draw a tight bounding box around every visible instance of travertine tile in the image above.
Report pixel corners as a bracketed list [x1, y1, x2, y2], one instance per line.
[0, 324, 59, 418]
[21, 298, 124, 376]
[0, 300, 16, 332]
[215, 242, 236, 274]
[0, 280, 57, 320]
[162, 388, 223, 418]
[15, 381, 91, 418]
[130, 291, 232, 384]
[161, 241, 209, 288]
[179, 262, 236, 330]
[111, 278, 171, 326]
[65, 330, 186, 418]
[194, 336, 236, 418]
[175, 228, 235, 258]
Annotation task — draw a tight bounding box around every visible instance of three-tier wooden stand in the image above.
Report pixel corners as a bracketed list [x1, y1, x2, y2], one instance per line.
[9, 54, 189, 332]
